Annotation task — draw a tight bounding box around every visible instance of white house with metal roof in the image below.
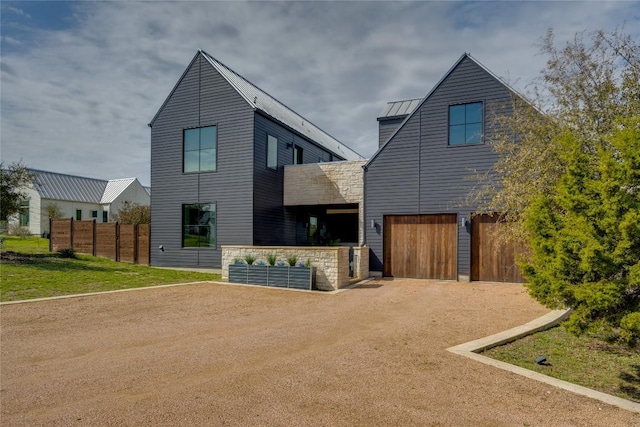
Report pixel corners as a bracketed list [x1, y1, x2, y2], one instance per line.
[12, 170, 150, 236]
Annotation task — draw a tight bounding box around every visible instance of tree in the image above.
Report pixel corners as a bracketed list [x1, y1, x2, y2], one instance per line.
[44, 203, 64, 220]
[0, 161, 35, 221]
[112, 201, 151, 225]
[475, 29, 640, 344]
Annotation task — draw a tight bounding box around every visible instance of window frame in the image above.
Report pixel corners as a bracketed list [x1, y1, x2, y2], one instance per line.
[76, 209, 82, 220]
[448, 101, 484, 146]
[182, 203, 217, 249]
[293, 145, 303, 165]
[19, 200, 29, 226]
[183, 125, 218, 173]
[266, 134, 278, 170]
[103, 211, 108, 223]
[91, 210, 98, 219]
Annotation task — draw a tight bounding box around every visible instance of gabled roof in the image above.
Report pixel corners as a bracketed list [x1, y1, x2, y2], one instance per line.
[31, 169, 107, 203]
[150, 50, 362, 161]
[377, 98, 422, 120]
[365, 53, 530, 169]
[101, 178, 137, 203]
[29, 169, 146, 205]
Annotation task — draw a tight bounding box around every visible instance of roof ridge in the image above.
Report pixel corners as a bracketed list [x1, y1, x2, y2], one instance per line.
[29, 168, 108, 183]
[199, 50, 363, 160]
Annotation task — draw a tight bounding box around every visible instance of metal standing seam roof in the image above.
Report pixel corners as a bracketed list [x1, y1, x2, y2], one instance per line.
[101, 178, 136, 203]
[378, 98, 423, 120]
[29, 170, 142, 204]
[198, 50, 363, 161]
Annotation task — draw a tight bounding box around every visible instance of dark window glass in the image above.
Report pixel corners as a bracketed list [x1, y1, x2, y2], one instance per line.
[183, 126, 217, 172]
[294, 145, 303, 165]
[19, 200, 29, 226]
[91, 210, 98, 219]
[76, 209, 82, 220]
[103, 211, 108, 222]
[448, 102, 483, 146]
[182, 203, 216, 248]
[267, 135, 278, 169]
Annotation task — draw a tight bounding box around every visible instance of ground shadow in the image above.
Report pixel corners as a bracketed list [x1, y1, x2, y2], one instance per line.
[619, 364, 640, 402]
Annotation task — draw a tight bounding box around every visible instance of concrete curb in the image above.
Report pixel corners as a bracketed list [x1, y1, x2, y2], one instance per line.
[447, 309, 640, 414]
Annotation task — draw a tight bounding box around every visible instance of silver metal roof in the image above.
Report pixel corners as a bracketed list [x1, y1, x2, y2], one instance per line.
[30, 170, 142, 204]
[378, 98, 423, 119]
[199, 50, 363, 161]
[101, 178, 136, 203]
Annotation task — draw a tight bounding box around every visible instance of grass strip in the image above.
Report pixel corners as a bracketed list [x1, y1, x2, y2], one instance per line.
[483, 326, 640, 403]
[1, 236, 220, 302]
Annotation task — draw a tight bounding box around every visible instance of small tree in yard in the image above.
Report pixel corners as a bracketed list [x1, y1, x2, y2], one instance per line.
[0, 161, 35, 221]
[44, 203, 64, 220]
[112, 201, 150, 225]
[474, 29, 640, 344]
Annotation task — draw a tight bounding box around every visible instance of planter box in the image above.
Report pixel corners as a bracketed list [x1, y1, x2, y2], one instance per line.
[228, 264, 316, 290]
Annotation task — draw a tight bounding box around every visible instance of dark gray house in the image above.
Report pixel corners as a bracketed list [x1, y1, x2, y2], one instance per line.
[364, 53, 524, 283]
[149, 50, 362, 268]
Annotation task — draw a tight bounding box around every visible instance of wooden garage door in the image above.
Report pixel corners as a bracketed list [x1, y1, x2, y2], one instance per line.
[471, 214, 525, 283]
[383, 214, 457, 279]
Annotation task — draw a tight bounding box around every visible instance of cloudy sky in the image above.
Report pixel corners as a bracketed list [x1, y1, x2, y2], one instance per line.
[1, 1, 638, 186]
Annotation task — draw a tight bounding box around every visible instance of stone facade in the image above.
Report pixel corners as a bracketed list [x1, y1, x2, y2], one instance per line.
[222, 245, 369, 291]
[283, 160, 366, 245]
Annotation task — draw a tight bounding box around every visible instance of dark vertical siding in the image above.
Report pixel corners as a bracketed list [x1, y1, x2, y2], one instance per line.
[365, 56, 514, 276]
[252, 113, 339, 246]
[378, 117, 406, 147]
[150, 54, 254, 268]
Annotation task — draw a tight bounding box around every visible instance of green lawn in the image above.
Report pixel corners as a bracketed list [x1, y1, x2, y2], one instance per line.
[483, 326, 640, 403]
[0, 235, 221, 302]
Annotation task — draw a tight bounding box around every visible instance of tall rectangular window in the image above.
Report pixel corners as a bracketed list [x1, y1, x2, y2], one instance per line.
[267, 135, 278, 170]
[184, 126, 217, 173]
[293, 145, 303, 165]
[449, 102, 483, 145]
[76, 209, 82, 220]
[182, 203, 216, 248]
[19, 200, 29, 226]
[103, 211, 108, 222]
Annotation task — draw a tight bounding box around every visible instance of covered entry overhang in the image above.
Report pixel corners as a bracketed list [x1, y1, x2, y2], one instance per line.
[284, 160, 366, 246]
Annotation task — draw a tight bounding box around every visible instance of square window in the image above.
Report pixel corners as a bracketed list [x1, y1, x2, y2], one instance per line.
[448, 102, 483, 146]
[183, 126, 217, 173]
[267, 135, 278, 169]
[91, 210, 98, 219]
[182, 203, 216, 248]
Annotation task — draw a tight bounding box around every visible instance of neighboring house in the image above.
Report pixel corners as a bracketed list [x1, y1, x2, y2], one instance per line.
[11, 169, 150, 236]
[364, 53, 525, 283]
[149, 50, 363, 268]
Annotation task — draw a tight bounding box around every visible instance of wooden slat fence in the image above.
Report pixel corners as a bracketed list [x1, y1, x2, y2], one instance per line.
[50, 218, 150, 265]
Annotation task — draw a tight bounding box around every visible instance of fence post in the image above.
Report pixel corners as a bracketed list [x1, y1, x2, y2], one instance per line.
[70, 217, 74, 250]
[116, 222, 120, 262]
[134, 223, 139, 264]
[49, 217, 53, 252]
[92, 219, 97, 256]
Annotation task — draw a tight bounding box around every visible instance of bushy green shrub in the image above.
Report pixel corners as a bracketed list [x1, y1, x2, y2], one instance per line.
[57, 248, 77, 259]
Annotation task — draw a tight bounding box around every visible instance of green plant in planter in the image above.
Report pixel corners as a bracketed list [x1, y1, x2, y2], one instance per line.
[305, 258, 312, 268]
[232, 257, 244, 265]
[244, 254, 256, 265]
[286, 255, 297, 267]
[266, 253, 277, 266]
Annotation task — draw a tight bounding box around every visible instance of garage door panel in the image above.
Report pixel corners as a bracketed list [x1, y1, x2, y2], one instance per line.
[471, 214, 525, 283]
[384, 214, 457, 280]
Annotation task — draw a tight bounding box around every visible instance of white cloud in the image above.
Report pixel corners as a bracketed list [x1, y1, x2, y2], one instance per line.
[1, 1, 636, 185]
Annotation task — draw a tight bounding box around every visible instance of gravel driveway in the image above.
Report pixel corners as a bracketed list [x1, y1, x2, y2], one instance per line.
[1, 279, 638, 426]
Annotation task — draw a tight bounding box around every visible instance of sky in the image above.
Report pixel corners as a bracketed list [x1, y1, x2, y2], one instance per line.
[1, 1, 638, 187]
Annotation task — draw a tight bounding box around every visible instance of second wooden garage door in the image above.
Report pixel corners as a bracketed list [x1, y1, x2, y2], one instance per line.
[471, 214, 525, 283]
[383, 214, 457, 279]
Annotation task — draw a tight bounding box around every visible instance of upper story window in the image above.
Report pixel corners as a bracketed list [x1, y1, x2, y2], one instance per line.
[293, 145, 303, 165]
[448, 101, 483, 145]
[267, 135, 278, 170]
[184, 126, 217, 173]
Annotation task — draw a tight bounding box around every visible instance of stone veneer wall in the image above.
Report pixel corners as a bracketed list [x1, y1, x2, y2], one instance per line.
[222, 245, 369, 291]
[283, 160, 366, 245]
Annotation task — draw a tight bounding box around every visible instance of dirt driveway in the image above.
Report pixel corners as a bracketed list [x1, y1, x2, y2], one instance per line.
[1, 279, 638, 426]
